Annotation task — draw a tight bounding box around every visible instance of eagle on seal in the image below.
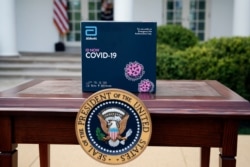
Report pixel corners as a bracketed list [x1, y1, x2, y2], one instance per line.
[97, 113, 130, 147]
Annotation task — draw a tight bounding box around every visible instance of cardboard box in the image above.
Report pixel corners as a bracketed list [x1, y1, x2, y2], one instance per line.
[81, 21, 156, 93]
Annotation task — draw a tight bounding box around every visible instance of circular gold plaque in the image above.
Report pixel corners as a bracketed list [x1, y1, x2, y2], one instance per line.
[75, 88, 152, 165]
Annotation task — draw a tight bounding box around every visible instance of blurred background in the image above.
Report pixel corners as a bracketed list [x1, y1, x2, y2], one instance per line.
[1, 1, 250, 166]
[1, 0, 249, 54]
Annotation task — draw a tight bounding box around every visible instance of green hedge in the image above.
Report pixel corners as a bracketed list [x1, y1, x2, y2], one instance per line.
[157, 25, 199, 50]
[156, 36, 250, 100]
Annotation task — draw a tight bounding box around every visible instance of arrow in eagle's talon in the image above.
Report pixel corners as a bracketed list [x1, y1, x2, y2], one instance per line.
[120, 129, 132, 145]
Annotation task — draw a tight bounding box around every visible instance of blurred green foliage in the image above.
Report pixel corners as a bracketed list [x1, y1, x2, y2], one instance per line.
[156, 26, 250, 101]
[157, 24, 199, 50]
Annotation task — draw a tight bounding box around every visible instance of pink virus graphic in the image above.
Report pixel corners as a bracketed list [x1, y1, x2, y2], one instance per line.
[138, 79, 154, 93]
[124, 61, 145, 81]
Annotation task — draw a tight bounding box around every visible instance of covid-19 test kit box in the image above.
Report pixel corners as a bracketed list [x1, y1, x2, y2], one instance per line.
[81, 21, 156, 93]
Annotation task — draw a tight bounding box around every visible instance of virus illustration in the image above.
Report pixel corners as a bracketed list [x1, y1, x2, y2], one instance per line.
[138, 79, 154, 93]
[124, 61, 145, 81]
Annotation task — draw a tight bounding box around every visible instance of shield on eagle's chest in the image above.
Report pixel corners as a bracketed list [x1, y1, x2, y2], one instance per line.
[109, 127, 119, 141]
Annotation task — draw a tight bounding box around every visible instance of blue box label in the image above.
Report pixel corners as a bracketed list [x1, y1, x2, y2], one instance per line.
[81, 21, 156, 93]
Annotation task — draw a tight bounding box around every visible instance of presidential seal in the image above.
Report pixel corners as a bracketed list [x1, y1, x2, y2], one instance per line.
[75, 88, 152, 165]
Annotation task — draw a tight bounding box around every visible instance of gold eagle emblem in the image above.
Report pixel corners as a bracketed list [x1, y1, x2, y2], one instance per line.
[97, 108, 132, 147]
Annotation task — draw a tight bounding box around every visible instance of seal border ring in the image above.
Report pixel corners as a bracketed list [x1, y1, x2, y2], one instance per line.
[75, 88, 152, 165]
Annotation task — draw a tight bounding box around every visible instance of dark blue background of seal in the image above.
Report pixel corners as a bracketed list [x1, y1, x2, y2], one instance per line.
[86, 100, 142, 155]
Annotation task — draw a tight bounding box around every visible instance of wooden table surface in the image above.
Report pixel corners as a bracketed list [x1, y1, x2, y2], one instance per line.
[0, 79, 250, 167]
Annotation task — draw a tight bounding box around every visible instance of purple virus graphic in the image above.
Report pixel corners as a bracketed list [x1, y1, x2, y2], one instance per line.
[124, 61, 145, 81]
[138, 79, 154, 93]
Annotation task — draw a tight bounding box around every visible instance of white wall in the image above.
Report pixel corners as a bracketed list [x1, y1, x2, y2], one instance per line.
[134, 0, 236, 39]
[209, 0, 234, 38]
[16, 0, 59, 52]
[15, 0, 237, 53]
[133, 0, 163, 26]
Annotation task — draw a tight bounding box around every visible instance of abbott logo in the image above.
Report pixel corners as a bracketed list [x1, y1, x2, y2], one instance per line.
[85, 26, 97, 36]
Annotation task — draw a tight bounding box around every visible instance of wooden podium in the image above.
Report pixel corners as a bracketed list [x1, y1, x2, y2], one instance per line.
[1, 79, 250, 167]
